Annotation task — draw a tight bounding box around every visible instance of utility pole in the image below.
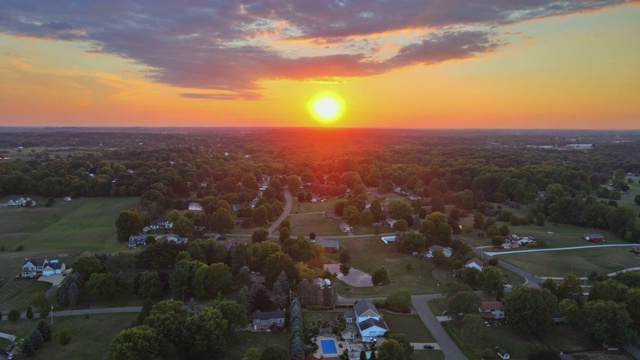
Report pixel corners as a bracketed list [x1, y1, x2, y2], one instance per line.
[50, 304, 53, 325]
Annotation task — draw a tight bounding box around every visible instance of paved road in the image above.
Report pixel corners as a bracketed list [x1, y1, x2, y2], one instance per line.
[412, 294, 467, 360]
[268, 189, 293, 235]
[473, 247, 541, 287]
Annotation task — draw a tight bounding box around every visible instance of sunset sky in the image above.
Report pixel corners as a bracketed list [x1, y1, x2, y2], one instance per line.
[1, 1, 639, 129]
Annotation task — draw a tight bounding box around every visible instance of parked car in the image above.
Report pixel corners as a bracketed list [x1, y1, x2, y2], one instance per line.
[424, 345, 435, 349]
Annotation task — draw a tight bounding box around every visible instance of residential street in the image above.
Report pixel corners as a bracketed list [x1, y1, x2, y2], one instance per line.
[412, 294, 467, 360]
[268, 189, 293, 235]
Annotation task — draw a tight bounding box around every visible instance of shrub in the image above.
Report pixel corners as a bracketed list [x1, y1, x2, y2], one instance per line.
[8, 309, 20, 321]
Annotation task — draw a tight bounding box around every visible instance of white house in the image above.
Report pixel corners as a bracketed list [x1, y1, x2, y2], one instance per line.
[22, 258, 66, 278]
[496, 346, 510, 360]
[352, 299, 388, 342]
[464, 258, 484, 271]
[426, 245, 453, 258]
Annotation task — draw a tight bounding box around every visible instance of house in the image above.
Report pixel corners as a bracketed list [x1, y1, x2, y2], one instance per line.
[352, 299, 388, 342]
[384, 217, 397, 228]
[252, 309, 285, 331]
[312, 238, 340, 252]
[584, 234, 605, 242]
[63, 196, 72, 201]
[150, 219, 173, 230]
[426, 245, 452, 258]
[479, 302, 505, 320]
[128, 235, 148, 248]
[464, 258, 484, 271]
[324, 211, 337, 219]
[42, 260, 66, 277]
[22, 258, 48, 278]
[344, 309, 357, 324]
[496, 346, 510, 360]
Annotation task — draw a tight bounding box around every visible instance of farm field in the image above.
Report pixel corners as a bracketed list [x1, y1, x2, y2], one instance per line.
[497, 247, 640, 278]
[0, 313, 137, 360]
[327, 236, 440, 297]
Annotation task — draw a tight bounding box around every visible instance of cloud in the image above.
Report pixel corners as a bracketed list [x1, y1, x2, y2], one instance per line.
[0, 0, 632, 98]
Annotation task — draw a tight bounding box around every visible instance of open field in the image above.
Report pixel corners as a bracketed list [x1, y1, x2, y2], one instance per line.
[618, 176, 640, 211]
[381, 311, 435, 342]
[292, 196, 338, 214]
[222, 331, 289, 360]
[497, 247, 640, 277]
[0, 197, 140, 313]
[0, 313, 137, 360]
[328, 236, 440, 297]
[289, 213, 345, 237]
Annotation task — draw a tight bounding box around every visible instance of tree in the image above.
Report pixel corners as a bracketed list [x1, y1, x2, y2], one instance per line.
[109, 326, 158, 359]
[184, 307, 228, 359]
[377, 339, 406, 360]
[461, 313, 486, 345]
[635, 195, 640, 206]
[272, 271, 290, 309]
[386, 289, 411, 313]
[252, 205, 269, 226]
[343, 205, 360, 226]
[58, 330, 72, 348]
[446, 290, 481, 322]
[115, 208, 144, 242]
[370, 199, 383, 221]
[73, 254, 104, 283]
[68, 281, 79, 307]
[22, 337, 34, 357]
[211, 207, 235, 235]
[556, 274, 583, 301]
[581, 300, 634, 346]
[173, 216, 194, 237]
[392, 219, 408, 232]
[218, 301, 248, 333]
[26, 306, 33, 319]
[473, 212, 485, 229]
[278, 227, 290, 243]
[388, 200, 413, 220]
[505, 286, 558, 335]
[194, 262, 232, 299]
[29, 328, 44, 350]
[86, 272, 127, 301]
[398, 231, 426, 254]
[339, 250, 351, 264]
[8, 309, 20, 321]
[167, 209, 182, 224]
[287, 175, 300, 191]
[372, 267, 389, 286]
[536, 213, 545, 226]
[589, 279, 628, 303]
[138, 271, 163, 299]
[245, 348, 261, 360]
[37, 320, 52, 342]
[251, 228, 269, 244]
[420, 212, 453, 246]
[259, 344, 289, 360]
[481, 266, 504, 297]
[386, 333, 414, 360]
[361, 209, 374, 225]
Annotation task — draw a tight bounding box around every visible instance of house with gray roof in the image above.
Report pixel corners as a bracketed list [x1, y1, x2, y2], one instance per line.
[351, 299, 388, 342]
[252, 309, 285, 331]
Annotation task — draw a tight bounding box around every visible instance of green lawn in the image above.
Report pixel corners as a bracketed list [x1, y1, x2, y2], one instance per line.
[381, 311, 435, 342]
[222, 331, 289, 360]
[328, 236, 440, 297]
[303, 311, 344, 325]
[0, 313, 137, 360]
[289, 213, 345, 237]
[497, 247, 640, 277]
[0, 279, 51, 315]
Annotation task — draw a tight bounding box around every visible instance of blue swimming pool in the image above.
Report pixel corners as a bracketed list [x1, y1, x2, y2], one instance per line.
[320, 339, 337, 355]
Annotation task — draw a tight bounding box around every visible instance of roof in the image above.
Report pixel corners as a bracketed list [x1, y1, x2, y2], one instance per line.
[49, 262, 65, 270]
[358, 318, 388, 331]
[354, 299, 379, 318]
[24, 258, 47, 267]
[429, 245, 444, 251]
[313, 238, 340, 248]
[252, 309, 285, 321]
[465, 258, 484, 268]
[344, 309, 356, 319]
[480, 302, 505, 311]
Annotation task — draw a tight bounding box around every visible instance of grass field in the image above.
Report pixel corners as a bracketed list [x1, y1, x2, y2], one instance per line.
[289, 213, 346, 237]
[381, 311, 435, 342]
[222, 331, 289, 360]
[0, 197, 140, 314]
[303, 311, 344, 325]
[498, 247, 640, 277]
[328, 236, 440, 297]
[0, 313, 137, 360]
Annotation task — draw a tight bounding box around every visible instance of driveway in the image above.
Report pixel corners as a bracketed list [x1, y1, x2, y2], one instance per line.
[269, 189, 293, 235]
[412, 294, 467, 360]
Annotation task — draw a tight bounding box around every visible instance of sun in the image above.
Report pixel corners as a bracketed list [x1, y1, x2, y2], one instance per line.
[308, 92, 345, 123]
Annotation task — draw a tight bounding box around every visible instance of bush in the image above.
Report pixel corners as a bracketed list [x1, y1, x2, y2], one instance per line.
[58, 330, 72, 347]
[26, 306, 34, 319]
[8, 309, 20, 321]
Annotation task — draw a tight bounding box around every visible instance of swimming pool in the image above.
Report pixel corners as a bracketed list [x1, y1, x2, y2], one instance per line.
[320, 339, 337, 355]
[380, 236, 396, 244]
